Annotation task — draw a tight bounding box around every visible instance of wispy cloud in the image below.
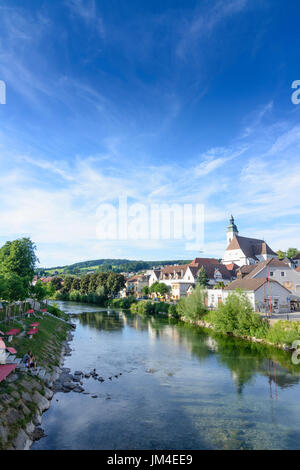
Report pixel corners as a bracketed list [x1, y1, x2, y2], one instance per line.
[176, 0, 248, 58]
[65, 0, 105, 38]
[193, 146, 248, 177]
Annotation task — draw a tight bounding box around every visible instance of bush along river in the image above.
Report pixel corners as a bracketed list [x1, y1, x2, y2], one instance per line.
[31, 301, 300, 450]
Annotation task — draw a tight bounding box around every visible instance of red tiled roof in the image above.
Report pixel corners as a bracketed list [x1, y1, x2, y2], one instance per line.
[187, 258, 231, 280]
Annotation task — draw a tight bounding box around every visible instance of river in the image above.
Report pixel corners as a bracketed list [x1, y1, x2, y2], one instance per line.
[31, 301, 300, 450]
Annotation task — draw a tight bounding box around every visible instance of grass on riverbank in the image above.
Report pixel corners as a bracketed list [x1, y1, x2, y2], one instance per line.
[0, 312, 71, 449]
[0, 314, 70, 370]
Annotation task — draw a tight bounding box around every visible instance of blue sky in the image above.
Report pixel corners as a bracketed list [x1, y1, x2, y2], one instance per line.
[0, 0, 300, 266]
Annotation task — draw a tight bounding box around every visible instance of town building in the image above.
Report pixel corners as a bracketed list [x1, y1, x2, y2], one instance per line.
[292, 253, 300, 269]
[126, 274, 150, 297]
[222, 216, 278, 267]
[238, 258, 300, 297]
[207, 278, 292, 313]
[183, 258, 232, 286]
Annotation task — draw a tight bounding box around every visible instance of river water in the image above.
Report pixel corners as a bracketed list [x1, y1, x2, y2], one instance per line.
[32, 301, 300, 450]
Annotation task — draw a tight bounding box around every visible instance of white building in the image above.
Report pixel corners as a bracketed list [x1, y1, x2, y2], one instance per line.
[183, 258, 232, 286]
[236, 258, 300, 297]
[207, 278, 292, 313]
[222, 216, 278, 267]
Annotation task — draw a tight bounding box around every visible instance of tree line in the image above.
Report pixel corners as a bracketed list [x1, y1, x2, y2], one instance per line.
[50, 272, 126, 305]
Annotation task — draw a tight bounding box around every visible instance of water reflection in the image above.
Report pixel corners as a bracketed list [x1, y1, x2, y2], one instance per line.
[32, 303, 300, 450]
[77, 308, 300, 396]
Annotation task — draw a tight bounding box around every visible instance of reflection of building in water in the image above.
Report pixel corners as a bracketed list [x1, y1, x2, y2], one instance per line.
[147, 321, 181, 345]
[229, 357, 300, 397]
[205, 337, 218, 352]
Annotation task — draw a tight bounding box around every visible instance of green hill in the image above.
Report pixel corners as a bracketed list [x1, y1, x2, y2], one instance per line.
[36, 258, 192, 276]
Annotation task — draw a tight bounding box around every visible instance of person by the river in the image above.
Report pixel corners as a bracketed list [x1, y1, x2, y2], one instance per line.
[22, 351, 31, 366]
[29, 352, 37, 369]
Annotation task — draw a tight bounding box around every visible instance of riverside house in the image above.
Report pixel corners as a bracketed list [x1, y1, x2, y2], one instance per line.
[207, 278, 292, 313]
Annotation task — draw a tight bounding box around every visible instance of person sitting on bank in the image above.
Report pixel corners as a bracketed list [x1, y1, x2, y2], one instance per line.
[29, 353, 37, 369]
[23, 351, 31, 365]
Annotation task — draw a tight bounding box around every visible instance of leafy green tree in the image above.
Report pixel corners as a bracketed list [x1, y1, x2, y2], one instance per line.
[149, 281, 169, 296]
[196, 266, 209, 287]
[50, 277, 63, 291]
[1, 273, 27, 302]
[177, 285, 207, 321]
[106, 273, 125, 297]
[213, 290, 269, 338]
[287, 248, 299, 259]
[71, 277, 81, 290]
[30, 280, 48, 301]
[277, 250, 286, 260]
[63, 276, 75, 292]
[142, 286, 149, 296]
[0, 275, 8, 299]
[0, 237, 38, 279]
[80, 273, 91, 294]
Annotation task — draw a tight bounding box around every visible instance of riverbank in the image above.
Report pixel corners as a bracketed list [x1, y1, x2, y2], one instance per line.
[181, 315, 295, 352]
[0, 313, 75, 450]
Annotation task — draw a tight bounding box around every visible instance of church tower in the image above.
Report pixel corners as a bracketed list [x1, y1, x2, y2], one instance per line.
[226, 215, 239, 246]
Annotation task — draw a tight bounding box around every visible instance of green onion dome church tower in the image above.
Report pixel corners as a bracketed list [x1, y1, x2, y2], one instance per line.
[226, 215, 239, 245]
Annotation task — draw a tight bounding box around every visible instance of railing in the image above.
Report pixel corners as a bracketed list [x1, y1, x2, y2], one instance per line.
[0, 299, 47, 324]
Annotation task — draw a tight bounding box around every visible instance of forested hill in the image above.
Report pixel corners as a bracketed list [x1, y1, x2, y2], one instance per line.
[36, 259, 192, 276]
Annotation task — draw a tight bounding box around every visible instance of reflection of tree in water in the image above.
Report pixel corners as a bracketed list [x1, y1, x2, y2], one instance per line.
[79, 310, 300, 396]
[211, 333, 300, 395]
[79, 312, 123, 331]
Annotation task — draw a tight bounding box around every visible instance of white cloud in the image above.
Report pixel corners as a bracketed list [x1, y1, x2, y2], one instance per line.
[65, 0, 105, 38]
[193, 146, 247, 177]
[177, 0, 248, 58]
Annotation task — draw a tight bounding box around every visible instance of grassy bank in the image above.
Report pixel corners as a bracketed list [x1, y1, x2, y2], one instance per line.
[178, 287, 300, 349]
[0, 313, 72, 449]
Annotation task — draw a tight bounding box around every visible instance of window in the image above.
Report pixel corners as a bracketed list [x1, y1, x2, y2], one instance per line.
[281, 272, 285, 277]
[270, 272, 274, 277]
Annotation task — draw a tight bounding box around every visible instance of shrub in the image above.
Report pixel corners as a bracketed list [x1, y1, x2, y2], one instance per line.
[130, 300, 155, 315]
[154, 302, 169, 315]
[109, 296, 137, 309]
[177, 285, 207, 321]
[168, 304, 179, 318]
[213, 290, 269, 338]
[266, 320, 300, 346]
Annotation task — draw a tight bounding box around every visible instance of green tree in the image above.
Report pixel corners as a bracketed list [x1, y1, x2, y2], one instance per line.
[287, 248, 299, 259]
[71, 277, 81, 291]
[177, 285, 207, 321]
[277, 250, 286, 260]
[50, 277, 63, 291]
[213, 290, 269, 338]
[149, 282, 169, 296]
[106, 273, 126, 297]
[30, 280, 48, 302]
[63, 276, 75, 292]
[142, 286, 149, 296]
[196, 266, 209, 287]
[1, 273, 27, 302]
[0, 237, 38, 279]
